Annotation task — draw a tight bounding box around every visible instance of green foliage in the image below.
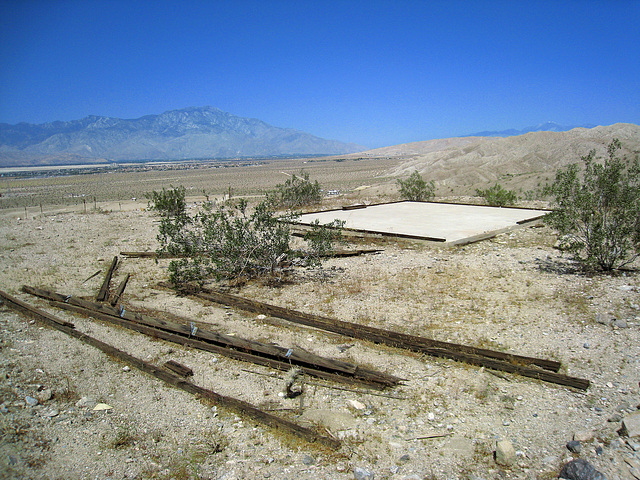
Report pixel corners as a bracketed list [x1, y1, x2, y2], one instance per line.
[302, 219, 346, 266]
[146, 185, 187, 217]
[156, 196, 343, 286]
[545, 139, 640, 271]
[269, 171, 322, 208]
[475, 183, 517, 206]
[397, 170, 435, 201]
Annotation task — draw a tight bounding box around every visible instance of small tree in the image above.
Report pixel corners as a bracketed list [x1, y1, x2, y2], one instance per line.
[397, 170, 435, 201]
[545, 139, 640, 271]
[269, 171, 322, 208]
[475, 183, 517, 206]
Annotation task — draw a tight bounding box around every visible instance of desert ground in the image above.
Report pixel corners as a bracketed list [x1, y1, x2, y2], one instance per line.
[0, 157, 639, 480]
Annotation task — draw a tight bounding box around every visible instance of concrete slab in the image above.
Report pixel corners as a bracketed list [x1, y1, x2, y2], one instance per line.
[296, 201, 548, 244]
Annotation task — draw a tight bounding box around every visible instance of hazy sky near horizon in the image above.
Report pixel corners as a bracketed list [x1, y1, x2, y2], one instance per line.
[1, 0, 638, 148]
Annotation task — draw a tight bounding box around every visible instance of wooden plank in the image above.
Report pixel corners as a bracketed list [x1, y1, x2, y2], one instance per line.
[109, 274, 130, 306]
[179, 285, 589, 390]
[164, 360, 193, 377]
[22, 285, 400, 387]
[0, 289, 75, 328]
[96, 256, 118, 302]
[50, 300, 393, 390]
[0, 290, 339, 449]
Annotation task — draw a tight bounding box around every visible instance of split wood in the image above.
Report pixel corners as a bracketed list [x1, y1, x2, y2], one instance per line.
[0, 289, 340, 449]
[168, 284, 590, 390]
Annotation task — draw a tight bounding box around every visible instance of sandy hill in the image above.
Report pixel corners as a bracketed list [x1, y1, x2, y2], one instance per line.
[350, 123, 640, 195]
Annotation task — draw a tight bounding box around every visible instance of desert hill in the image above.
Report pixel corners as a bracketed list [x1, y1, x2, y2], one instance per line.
[352, 123, 640, 195]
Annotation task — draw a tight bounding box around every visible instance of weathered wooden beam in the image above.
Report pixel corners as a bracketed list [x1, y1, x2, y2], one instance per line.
[0, 290, 339, 449]
[164, 360, 193, 377]
[109, 274, 130, 306]
[22, 285, 400, 388]
[50, 300, 392, 390]
[178, 285, 589, 391]
[0, 289, 75, 328]
[96, 256, 118, 302]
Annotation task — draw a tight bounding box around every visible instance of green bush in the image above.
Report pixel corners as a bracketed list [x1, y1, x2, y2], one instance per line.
[153, 194, 344, 287]
[145, 185, 186, 217]
[475, 183, 517, 206]
[397, 170, 435, 202]
[269, 171, 322, 208]
[545, 139, 640, 271]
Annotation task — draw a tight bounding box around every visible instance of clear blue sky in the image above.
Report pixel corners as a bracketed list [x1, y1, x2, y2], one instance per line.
[1, 0, 638, 148]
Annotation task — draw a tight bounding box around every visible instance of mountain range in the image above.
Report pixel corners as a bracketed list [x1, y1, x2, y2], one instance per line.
[0, 106, 365, 167]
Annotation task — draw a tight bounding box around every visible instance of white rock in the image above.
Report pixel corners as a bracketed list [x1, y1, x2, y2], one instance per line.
[495, 439, 516, 466]
[623, 411, 640, 437]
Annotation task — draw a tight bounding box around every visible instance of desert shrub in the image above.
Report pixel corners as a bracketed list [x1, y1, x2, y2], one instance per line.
[544, 139, 640, 271]
[155, 196, 343, 286]
[269, 171, 322, 208]
[302, 219, 346, 266]
[145, 185, 186, 217]
[475, 183, 517, 206]
[397, 170, 435, 201]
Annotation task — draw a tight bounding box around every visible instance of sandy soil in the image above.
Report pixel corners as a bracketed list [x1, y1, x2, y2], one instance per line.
[0, 202, 639, 480]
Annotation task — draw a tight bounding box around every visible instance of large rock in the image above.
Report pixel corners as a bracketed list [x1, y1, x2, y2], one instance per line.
[495, 439, 516, 466]
[559, 459, 606, 480]
[622, 411, 640, 437]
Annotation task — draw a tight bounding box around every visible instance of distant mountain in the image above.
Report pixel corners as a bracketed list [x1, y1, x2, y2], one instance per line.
[465, 122, 598, 137]
[0, 106, 366, 167]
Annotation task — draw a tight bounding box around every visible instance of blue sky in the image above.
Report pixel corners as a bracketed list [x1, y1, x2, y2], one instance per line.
[1, 0, 638, 148]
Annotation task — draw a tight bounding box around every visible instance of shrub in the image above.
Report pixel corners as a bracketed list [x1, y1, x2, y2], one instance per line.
[302, 219, 346, 266]
[154, 195, 343, 287]
[145, 185, 186, 217]
[397, 170, 435, 201]
[475, 183, 517, 206]
[545, 139, 640, 271]
[269, 171, 322, 208]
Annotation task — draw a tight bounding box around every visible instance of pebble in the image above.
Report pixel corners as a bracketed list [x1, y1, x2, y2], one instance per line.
[25, 396, 39, 406]
[301, 455, 315, 465]
[37, 388, 53, 403]
[566, 440, 582, 453]
[353, 466, 375, 480]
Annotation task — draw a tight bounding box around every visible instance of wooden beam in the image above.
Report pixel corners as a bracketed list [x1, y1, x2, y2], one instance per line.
[109, 274, 130, 306]
[22, 285, 399, 388]
[177, 285, 589, 390]
[0, 289, 339, 449]
[96, 256, 118, 302]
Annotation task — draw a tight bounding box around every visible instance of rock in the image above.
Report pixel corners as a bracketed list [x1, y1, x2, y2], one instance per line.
[623, 411, 640, 437]
[353, 466, 374, 480]
[573, 430, 594, 442]
[25, 396, 38, 406]
[495, 439, 516, 466]
[0, 403, 8, 414]
[628, 440, 640, 451]
[75, 396, 97, 409]
[301, 454, 315, 465]
[397, 454, 410, 464]
[559, 458, 606, 480]
[348, 399, 366, 411]
[93, 403, 113, 411]
[566, 440, 582, 453]
[36, 388, 53, 403]
[595, 313, 613, 325]
[612, 318, 628, 328]
[608, 413, 622, 422]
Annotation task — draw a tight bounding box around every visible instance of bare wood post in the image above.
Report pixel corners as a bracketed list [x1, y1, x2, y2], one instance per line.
[83, 199, 87, 213]
[96, 256, 118, 302]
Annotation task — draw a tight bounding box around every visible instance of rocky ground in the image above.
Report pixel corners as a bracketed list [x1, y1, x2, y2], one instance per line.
[0, 202, 639, 480]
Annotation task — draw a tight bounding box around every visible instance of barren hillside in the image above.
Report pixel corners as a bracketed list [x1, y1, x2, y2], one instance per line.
[351, 123, 640, 196]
